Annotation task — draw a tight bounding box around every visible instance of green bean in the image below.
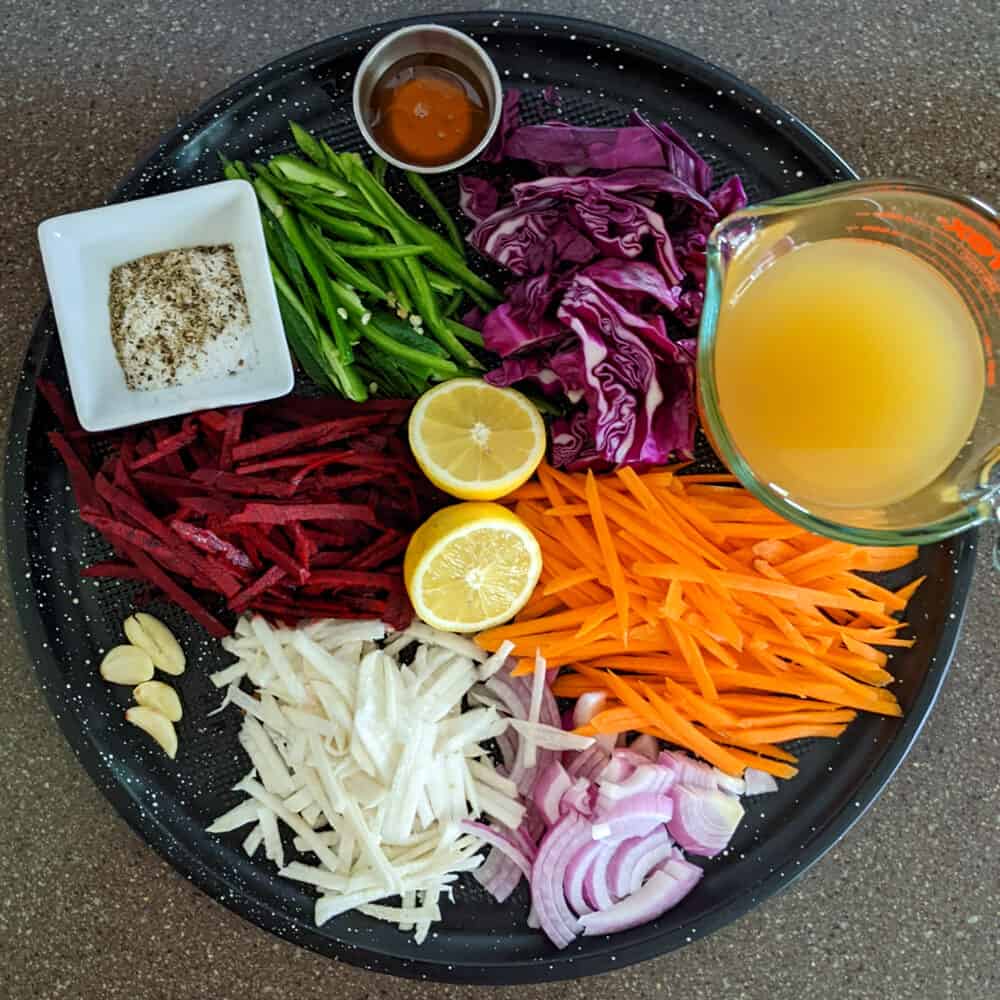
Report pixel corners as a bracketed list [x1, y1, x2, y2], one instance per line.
[425, 270, 461, 295]
[294, 202, 379, 244]
[268, 154, 359, 199]
[405, 171, 464, 255]
[254, 178, 355, 361]
[373, 154, 388, 186]
[289, 121, 328, 168]
[261, 212, 318, 330]
[220, 156, 253, 184]
[397, 246, 480, 367]
[329, 242, 431, 260]
[357, 322, 460, 378]
[370, 310, 448, 358]
[381, 257, 414, 315]
[269, 262, 366, 401]
[444, 318, 485, 348]
[300, 219, 389, 303]
[442, 289, 465, 318]
[344, 159, 501, 302]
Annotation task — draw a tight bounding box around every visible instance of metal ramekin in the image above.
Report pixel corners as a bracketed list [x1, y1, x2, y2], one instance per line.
[352, 24, 503, 174]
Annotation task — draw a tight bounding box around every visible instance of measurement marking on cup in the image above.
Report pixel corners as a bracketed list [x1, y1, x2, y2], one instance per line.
[938, 216, 1000, 270]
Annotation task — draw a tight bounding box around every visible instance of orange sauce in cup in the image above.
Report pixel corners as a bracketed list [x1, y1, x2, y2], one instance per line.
[368, 54, 490, 167]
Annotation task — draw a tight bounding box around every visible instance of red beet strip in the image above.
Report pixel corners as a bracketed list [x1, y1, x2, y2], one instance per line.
[41, 381, 441, 633]
[229, 503, 376, 526]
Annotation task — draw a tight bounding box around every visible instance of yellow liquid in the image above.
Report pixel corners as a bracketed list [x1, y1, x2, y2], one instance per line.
[714, 238, 984, 509]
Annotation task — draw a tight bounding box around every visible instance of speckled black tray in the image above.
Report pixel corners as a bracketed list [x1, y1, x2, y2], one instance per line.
[5, 10, 976, 985]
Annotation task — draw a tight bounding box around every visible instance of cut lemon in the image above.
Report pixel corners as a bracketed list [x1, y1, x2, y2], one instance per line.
[404, 503, 543, 633]
[408, 379, 546, 500]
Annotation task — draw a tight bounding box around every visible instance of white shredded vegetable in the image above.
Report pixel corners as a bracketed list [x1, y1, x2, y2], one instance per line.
[208, 615, 587, 941]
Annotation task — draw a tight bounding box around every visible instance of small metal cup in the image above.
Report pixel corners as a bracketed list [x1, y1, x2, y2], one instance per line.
[352, 24, 503, 174]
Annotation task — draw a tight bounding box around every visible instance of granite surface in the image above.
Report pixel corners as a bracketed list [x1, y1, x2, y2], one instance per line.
[1, 2, 998, 998]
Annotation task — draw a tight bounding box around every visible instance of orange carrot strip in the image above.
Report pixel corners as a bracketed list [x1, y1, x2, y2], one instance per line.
[637, 682, 744, 774]
[542, 568, 599, 596]
[717, 694, 841, 714]
[894, 576, 926, 603]
[855, 546, 919, 572]
[718, 747, 799, 778]
[666, 619, 717, 700]
[585, 470, 630, 643]
[663, 677, 740, 730]
[844, 573, 907, 611]
[664, 578, 685, 621]
[506, 481, 549, 501]
[719, 722, 848, 745]
[633, 563, 886, 615]
[736, 709, 857, 729]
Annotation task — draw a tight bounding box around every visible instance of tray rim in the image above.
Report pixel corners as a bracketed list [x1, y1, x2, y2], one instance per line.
[4, 9, 978, 984]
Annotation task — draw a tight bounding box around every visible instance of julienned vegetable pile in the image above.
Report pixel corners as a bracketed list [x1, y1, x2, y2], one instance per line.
[38, 382, 442, 634]
[461, 94, 748, 469]
[223, 122, 499, 402]
[206, 616, 769, 948]
[478, 464, 920, 780]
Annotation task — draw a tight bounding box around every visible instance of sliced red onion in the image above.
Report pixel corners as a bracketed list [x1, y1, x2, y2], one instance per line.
[572, 691, 608, 728]
[578, 864, 703, 936]
[560, 776, 593, 816]
[607, 826, 673, 898]
[460, 820, 534, 882]
[564, 839, 604, 916]
[629, 733, 660, 760]
[531, 813, 589, 949]
[582, 841, 618, 911]
[667, 785, 745, 857]
[599, 748, 649, 783]
[533, 762, 572, 825]
[659, 749, 718, 791]
[474, 845, 519, 902]
[743, 767, 779, 796]
[596, 763, 676, 813]
[714, 769, 747, 796]
[592, 793, 674, 842]
[566, 743, 611, 782]
[508, 823, 539, 860]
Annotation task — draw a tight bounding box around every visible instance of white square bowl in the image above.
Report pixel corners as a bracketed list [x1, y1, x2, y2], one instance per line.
[37, 179, 294, 432]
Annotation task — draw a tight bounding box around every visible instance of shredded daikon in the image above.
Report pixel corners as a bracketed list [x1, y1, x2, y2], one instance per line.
[209, 615, 580, 941]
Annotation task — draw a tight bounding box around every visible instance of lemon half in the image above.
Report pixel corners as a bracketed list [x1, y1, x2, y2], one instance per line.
[408, 379, 546, 500]
[404, 503, 542, 633]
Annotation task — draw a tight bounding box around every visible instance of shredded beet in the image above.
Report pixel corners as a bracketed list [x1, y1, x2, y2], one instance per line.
[40, 384, 443, 633]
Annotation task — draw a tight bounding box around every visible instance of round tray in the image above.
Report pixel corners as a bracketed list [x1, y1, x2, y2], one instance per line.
[5, 10, 976, 985]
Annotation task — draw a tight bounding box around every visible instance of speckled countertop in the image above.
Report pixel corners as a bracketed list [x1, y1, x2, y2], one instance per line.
[1, 2, 998, 998]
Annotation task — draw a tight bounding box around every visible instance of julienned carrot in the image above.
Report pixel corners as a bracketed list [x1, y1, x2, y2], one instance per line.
[735, 709, 857, 729]
[720, 722, 848, 745]
[584, 470, 630, 642]
[476, 463, 922, 779]
[720, 747, 799, 779]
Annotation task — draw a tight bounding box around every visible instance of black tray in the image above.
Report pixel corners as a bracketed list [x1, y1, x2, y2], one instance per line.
[4, 10, 976, 985]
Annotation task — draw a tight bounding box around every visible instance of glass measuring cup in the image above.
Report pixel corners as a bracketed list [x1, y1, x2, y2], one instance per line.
[698, 179, 1000, 546]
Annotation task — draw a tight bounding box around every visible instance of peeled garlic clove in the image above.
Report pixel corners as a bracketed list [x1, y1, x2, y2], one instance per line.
[125, 706, 178, 758]
[133, 680, 183, 722]
[100, 645, 155, 685]
[124, 613, 186, 676]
